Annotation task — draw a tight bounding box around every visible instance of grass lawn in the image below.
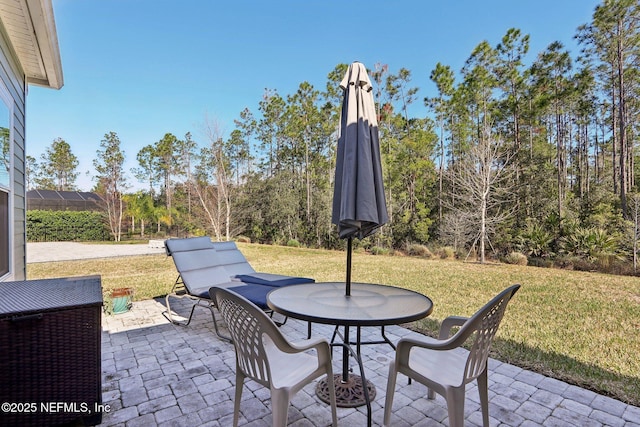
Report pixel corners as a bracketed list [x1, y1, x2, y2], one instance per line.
[27, 242, 640, 406]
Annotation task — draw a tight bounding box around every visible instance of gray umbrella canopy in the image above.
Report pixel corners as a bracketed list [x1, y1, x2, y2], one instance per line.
[332, 62, 388, 240]
[330, 62, 389, 396]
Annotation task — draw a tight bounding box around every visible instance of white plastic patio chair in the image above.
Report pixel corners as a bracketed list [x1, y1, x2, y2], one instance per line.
[383, 284, 520, 427]
[210, 287, 338, 427]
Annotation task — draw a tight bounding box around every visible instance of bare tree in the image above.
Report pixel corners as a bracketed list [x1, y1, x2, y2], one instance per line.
[445, 127, 515, 263]
[438, 210, 476, 254]
[192, 117, 233, 241]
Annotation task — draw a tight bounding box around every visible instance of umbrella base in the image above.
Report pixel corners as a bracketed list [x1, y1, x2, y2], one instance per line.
[316, 373, 376, 408]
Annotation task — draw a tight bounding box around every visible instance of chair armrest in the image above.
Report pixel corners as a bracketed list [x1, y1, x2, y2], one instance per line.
[289, 337, 330, 353]
[439, 315, 468, 340]
[395, 335, 460, 363]
[270, 336, 331, 359]
[395, 316, 471, 361]
[395, 314, 473, 361]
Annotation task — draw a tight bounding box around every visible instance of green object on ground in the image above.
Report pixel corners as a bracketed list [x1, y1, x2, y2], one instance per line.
[111, 288, 133, 314]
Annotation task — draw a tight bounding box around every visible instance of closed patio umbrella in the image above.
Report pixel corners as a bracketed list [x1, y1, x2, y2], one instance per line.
[327, 62, 389, 416]
[332, 61, 388, 296]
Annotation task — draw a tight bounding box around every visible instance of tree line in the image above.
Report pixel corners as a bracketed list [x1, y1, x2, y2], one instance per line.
[28, 1, 640, 272]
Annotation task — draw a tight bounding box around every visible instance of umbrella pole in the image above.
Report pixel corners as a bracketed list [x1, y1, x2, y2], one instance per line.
[346, 236, 352, 296]
[344, 236, 352, 381]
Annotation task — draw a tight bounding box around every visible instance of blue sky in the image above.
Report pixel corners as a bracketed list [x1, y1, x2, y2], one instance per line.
[26, 0, 601, 191]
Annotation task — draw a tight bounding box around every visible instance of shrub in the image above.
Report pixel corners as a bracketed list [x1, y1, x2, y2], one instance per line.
[602, 259, 635, 276]
[286, 239, 301, 248]
[437, 246, 456, 259]
[559, 226, 621, 263]
[405, 243, 432, 258]
[572, 258, 598, 272]
[555, 256, 576, 270]
[516, 224, 554, 258]
[528, 257, 554, 268]
[27, 210, 108, 242]
[503, 252, 528, 266]
[370, 246, 390, 255]
[236, 235, 251, 243]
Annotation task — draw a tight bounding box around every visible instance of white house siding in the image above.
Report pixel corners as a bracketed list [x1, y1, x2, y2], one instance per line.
[0, 23, 27, 281]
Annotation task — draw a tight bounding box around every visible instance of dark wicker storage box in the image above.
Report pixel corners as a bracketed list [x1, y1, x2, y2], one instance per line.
[0, 276, 103, 426]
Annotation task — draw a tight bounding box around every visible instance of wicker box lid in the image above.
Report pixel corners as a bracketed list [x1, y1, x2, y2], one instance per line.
[0, 276, 102, 317]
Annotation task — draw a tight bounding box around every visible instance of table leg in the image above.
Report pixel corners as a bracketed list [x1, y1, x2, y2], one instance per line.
[352, 342, 372, 427]
[316, 326, 375, 427]
[331, 325, 397, 350]
[343, 325, 350, 382]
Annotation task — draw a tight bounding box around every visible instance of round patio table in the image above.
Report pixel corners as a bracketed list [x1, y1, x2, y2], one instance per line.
[267, 282, 433, 427]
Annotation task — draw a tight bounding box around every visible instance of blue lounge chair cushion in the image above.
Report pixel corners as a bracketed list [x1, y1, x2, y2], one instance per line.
[188, 281, 238, 299]
[234, 272, 315, 287]
[226, 284, 273, 309]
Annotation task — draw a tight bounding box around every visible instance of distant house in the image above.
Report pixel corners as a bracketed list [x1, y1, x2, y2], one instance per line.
[0, 1, 63, 281]
[27, 190, 103, 212]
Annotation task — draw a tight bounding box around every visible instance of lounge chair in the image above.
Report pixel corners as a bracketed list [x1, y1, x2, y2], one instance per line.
[164, 237, 314, 340]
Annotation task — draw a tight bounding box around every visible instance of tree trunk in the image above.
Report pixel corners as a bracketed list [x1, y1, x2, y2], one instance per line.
[117, 195, 123, 242]
[617, 20, 628, 218]
[611, 62, 618, 195]
[556, 109, 564, 220]
[306, 138, 311, 224]
[480, 193, 486, 264]
[438, 120, 444, 222]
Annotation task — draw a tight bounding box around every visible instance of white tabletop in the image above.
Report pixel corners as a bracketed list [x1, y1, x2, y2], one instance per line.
[267, 282, 433, 327]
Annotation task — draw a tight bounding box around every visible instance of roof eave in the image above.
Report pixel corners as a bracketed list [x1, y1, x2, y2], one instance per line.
[25, 0, 63, 89]
[0, 0, 63, 90]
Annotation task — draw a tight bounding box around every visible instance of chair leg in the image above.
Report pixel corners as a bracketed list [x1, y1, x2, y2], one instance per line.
[205, 304, 232, 342]
[383, 363, 398, 426]
[428, 387, 436, 400]
[163, 292, 215, 330]
[270, 388, 291, 427]
[233, 371, 245, 427]
[477, 368, 489, 427]
[445, 387, 466, 427]
[324, 368, 338, 427]
[163, 278, 198, 326]
[163, 293, 197, 326]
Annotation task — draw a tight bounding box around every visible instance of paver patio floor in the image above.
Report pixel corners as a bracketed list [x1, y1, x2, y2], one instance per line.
[100, 297, 640, 426]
